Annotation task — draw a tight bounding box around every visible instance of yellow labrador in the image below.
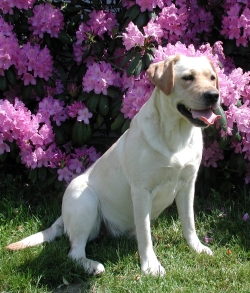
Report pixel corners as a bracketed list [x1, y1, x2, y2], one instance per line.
[7, 55, 221, 276]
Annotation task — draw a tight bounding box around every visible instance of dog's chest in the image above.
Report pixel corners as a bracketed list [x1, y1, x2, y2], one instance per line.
[150, 152, 199, 219]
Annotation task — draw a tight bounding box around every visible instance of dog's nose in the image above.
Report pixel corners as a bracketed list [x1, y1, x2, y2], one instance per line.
[203, 90, 219, 104]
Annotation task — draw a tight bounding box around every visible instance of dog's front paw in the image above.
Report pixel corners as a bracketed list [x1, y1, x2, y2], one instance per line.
[82, 258, 105, 275]
[190, 240, 213, 256]
[141, 258, 166, 276]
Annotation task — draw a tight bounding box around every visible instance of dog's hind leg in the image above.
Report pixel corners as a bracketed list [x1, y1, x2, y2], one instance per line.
[62, 183, 104, 275]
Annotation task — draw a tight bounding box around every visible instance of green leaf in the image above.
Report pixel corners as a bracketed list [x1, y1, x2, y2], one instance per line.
[224, 40, 237, 55]
[98, 95, 109, 116]
[72, 122, 92, 146]
[135, 11, 148, 28]
[0, 75, 8, 91]
[69, 63, 80, 76]
[54, 126, 68, 145]
[45, 77, 56, 88]
[77, 64, 87, 81]
[68, 14, 81, 32]
[78, 91, 93, 102]
[127, 53, 142, 77]
[121, 119, 131, 133]
[38, 167, 47, 180]
[86, 94, 100, 112]
[22, 84, 33, 100]
[144, 52, 154, 68]
[110, 97, 122, 116]
[121, 51, 137, 67]
[34, 77, 45, 98]
[213, 105, 227, 132]
[92, 0, 99, 5]
[111, 113, 125, 130]
[97, 112, 104, 127]
[28, 169, 38, 183]
[133, 58, 143, 77]
[46, 172, 58, 186]
[44, 33, 52, 49]
[125, 5, 141, 21]
[93, 41, 105, 57]
[58, 30, 73, 45]
[82, 45, 92, 62]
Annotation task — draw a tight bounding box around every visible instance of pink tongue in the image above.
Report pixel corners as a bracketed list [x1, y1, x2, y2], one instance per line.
[191, 109, 221, 125]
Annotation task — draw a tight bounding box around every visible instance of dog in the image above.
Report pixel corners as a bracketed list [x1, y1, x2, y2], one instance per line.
[6, 55, 221, 276]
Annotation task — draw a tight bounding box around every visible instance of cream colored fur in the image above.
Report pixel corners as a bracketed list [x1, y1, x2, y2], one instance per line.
[7, 55, 220, 276]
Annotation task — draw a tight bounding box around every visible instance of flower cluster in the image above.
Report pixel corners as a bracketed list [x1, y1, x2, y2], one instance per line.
[157, 4, 188, 43]
[0, 17, 20, 75]
[202, 141, 224, 168]
[0, 0, 35, 14]
[121, 73, 154, 119]
[0, 98, 54, 167]
[56, 146, 100, 184]
[82, 61, 121, 95]
[67, 102, 93, 124]
[123, 20, 163, 50]
[122, 1, 214, 47]
[221, 3, 250, 46]
[28, 3, 64, 38]
[17, 43, 53, 85]
[0, 98, 99, 183]
[38, 96, 67, 126]
[135, 0, 164, 12]
[73, 10, 117, 63]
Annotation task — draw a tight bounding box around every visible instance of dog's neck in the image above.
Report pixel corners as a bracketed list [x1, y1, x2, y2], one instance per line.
[135, 88, 202, 154]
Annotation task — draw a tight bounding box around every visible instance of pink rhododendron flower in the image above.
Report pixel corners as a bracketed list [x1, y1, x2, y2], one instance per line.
[204, 236, 213, 243]
[136, 0, 164, 12]
[82, 61, 121, 95]
[242, 213, 249, 221]
[0, 17, 20, 74]
[121, 72, 154, 119]
[143, 19, 164, 43]
[123, 22, 145, 50]
[67, 101, 92, 124]
[28, 3, 64, 38]
[58, 166, 73, 182]
[221, 3, 250, 46]
[17, 43, 53, 83]
[38, 96, 67, 126]
[87, 10, 117, 37]
[202, 140, 224, 168]
[77, 108, 93, 124]
[0, 0, 35, 14]
[157, 4, 188, 43]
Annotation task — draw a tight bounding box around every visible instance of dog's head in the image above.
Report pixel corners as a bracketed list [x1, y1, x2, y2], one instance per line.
[146, 55, 221, 128]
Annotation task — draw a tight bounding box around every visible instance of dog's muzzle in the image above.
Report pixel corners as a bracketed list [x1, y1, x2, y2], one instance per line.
[177, 90, 221, 128]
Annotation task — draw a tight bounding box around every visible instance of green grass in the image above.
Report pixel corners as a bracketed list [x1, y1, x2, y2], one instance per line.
[1, 169, 250, 292]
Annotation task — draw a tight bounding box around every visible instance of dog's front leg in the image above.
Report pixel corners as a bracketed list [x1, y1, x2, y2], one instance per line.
[132, 189, 166, 276]
[175, 184, 213, 256]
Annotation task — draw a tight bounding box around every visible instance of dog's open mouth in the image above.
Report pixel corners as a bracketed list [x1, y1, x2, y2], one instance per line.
[177, 104, 221, 127]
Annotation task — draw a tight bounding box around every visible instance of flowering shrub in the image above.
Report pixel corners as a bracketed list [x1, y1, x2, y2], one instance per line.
[0, 0, 250, 194]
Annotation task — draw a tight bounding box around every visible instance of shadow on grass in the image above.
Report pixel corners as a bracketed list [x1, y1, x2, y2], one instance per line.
[15, 234, 138, 292]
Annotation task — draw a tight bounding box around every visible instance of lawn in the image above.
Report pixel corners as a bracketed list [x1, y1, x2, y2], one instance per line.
[1, 167, 250, 293]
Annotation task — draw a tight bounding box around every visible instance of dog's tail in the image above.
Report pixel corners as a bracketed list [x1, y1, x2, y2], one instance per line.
[6, 216, 64, 250]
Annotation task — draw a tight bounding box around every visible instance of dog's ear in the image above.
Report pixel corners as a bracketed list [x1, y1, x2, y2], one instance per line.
[146, 55, 180, 96]
[208, 58, 219, 90]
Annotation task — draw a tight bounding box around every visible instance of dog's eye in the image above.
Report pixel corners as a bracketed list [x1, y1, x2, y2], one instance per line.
[182, 75, 194, 81]
[211, 75, 216, 81]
